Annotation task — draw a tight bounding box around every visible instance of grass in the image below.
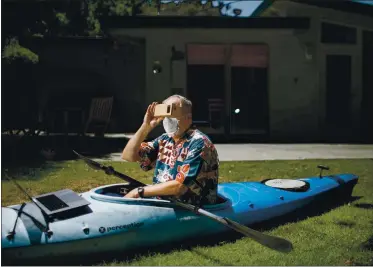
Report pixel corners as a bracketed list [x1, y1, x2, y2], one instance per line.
[2, 158, 373, 266]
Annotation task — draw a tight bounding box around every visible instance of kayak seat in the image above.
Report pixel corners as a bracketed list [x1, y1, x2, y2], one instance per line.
[93, 183, 132, 197]
[199, 194, 232, 211]
[216, 195, 228, 204]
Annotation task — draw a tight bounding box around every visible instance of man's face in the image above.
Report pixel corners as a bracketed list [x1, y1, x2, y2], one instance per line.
[162, 97, 192, 136]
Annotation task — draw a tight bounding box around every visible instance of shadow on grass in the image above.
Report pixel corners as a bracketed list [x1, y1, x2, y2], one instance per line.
[354, 203, 373, 210]
[352, 236, 373, 266]
[1, 161, 64, 182]
[360, 236, 373, 251]
[1, 135, 129, 181]
[188, 248, 234, 266]
[335, 220, 356, 228]
[4, 188, 362, 266]
[3, 134, 126, 156]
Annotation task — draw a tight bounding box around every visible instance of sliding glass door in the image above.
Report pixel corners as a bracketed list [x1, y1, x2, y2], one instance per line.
[230, 44, 269, 134]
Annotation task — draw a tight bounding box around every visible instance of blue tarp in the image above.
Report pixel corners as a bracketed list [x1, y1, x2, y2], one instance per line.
[159, 0, 373, 17]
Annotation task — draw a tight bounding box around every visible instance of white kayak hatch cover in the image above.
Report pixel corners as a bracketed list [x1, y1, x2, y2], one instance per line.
[264, 179, 307, 190]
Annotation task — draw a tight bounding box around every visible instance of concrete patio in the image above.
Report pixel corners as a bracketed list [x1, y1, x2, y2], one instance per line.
[94, 143, 373, 162]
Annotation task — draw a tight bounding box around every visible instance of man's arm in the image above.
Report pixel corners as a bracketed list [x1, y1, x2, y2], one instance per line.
[121, 123, 152, 162]
[121, 102, 162, 162]
[125, 180, 188, 198]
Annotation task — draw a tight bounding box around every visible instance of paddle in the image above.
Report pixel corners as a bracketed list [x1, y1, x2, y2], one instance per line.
[73, 150, 293, 253]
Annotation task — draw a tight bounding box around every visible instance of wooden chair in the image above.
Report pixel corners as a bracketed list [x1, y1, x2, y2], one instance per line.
[208, 98, 225, 129]
[84, 97, 113, 136]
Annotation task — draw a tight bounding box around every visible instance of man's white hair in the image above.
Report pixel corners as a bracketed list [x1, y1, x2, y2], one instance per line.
[163, 94, 192, 111]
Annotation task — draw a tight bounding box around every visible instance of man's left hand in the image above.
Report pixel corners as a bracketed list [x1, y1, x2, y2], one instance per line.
[125, 188, 140, 198]
[124, 181, 187, 199]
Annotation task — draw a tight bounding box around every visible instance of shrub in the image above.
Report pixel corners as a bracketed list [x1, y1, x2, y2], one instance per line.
[2, 38, 39, 64]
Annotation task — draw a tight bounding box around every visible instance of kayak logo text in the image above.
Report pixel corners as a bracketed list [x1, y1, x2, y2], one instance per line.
[99, 222, 144, 234]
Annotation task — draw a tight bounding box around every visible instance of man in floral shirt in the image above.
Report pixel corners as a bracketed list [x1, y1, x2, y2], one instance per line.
[121, 95, 219, 205]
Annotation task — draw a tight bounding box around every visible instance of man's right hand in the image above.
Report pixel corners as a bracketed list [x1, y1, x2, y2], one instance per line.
[122, 102, 163, 162]
[143, 102, 163, 129]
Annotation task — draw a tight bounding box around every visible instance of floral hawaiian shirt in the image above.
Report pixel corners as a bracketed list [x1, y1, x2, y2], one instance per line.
[138, 127, 219, 205]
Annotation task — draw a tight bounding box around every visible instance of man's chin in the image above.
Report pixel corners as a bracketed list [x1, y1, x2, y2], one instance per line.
[165, 132, 176, 137]
[166, 127, 188, 138]
[167, 132, 182, 138]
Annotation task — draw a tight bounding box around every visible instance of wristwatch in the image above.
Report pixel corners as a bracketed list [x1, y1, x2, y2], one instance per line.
[137, 187, 145, 198]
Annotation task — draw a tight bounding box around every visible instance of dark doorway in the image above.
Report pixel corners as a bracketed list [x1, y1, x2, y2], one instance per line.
[229, 44, 269, 135]
[325, 54, 352, 139]
[361, 30, 373, 142]
[230, 67, 268, 134]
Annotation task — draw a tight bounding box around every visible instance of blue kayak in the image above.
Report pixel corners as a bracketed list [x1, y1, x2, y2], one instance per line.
[1, 172, 358, 262]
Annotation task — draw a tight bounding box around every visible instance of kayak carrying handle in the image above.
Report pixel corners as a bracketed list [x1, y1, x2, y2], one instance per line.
[317, 165, 330, 178]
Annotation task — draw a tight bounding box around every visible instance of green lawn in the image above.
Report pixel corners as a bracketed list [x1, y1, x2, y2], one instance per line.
[2, 159, 373, 266]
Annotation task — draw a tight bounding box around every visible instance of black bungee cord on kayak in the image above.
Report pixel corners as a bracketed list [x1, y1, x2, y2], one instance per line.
[4, 173, 54, 239]
[6, 202, 26, 240]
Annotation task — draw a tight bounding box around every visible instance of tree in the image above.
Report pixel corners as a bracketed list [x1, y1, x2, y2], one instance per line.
[1, 0, 152, 63]
[1, 0, 223, 63]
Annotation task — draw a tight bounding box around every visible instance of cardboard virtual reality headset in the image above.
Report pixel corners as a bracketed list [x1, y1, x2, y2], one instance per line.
[154, 103, 184, 118]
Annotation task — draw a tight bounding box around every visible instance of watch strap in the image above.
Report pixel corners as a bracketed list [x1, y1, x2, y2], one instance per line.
[138, 187, 145, 198]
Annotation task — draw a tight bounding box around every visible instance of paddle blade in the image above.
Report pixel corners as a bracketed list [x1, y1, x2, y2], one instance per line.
[224, 218, 293, 253]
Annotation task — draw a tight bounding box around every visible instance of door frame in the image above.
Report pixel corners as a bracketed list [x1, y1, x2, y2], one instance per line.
[319, 47, 359, 138]
[361, 30, 373, 141]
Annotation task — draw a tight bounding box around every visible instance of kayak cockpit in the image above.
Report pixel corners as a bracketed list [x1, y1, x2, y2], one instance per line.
[91, 182, 133, 197]
[89, 183, 232, 210]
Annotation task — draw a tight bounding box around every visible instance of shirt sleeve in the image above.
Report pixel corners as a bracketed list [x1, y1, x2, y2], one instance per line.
[138, 137, 161, 171]
[175, 139, 205, 186]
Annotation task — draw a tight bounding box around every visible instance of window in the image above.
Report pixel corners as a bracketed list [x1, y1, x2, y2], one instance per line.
[321, 22, 357, 44]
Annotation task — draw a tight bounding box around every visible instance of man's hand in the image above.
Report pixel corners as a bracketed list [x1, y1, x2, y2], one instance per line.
[121, 102, 163, 162]
[125, 188, 140, 198]
[143, 102, 163, 129]
[124, 180, 188, 199]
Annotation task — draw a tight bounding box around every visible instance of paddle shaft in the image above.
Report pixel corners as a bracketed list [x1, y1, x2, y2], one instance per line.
[73, 150, 293, 253]
[72, 150, 144, 187]
[173, 200, 293, 253]
[116, 171, 293, 253]
[111, 169, 145, 188]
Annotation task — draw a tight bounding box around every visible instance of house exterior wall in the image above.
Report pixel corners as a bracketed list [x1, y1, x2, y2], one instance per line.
[107, 2, 373, 140]
[271, 1, 373, 137]
[110, 27, 320, 139]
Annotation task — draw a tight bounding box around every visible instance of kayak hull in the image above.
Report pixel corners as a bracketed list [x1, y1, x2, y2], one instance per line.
[1, 173, 358, 263]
